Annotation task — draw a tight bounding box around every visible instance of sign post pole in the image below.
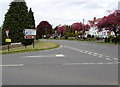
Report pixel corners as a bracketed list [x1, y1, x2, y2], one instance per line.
[8, 43, 9, 51]
[33, 40, 34, 48]
[5, 30, 11, 51]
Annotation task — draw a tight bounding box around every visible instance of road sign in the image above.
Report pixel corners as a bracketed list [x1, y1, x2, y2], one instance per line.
[5, 39, 11, 42]
[24, 35, 36, 39]
[24, 29, 36, 39]
[5, 30, 10, 39]
[24, 29, 36, 35]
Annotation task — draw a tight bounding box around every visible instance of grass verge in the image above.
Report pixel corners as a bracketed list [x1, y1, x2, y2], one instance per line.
[96, 41, 120, 45]
[1, 40, 60, 54]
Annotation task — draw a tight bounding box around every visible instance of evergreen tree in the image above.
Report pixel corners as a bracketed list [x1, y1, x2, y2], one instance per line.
[2, 1, 31, 44]
[28, 8, 35, 29]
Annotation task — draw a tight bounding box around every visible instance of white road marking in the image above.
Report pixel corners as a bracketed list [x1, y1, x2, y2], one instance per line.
[56, 54, 65, 57]
[113, 58, 118, 60]
[105, 56, 109, 58]
[98, 56, 103, 58]
[93, 55, 97, 56]
[84, 51, 88, 53]
[88, 52, 92, 55]
[99, 54, 103, 56]
[80, 50, 83, 52]
[0, 64, 24, 67]
[63, 46, 118, 62]
[93, 53, 98, 55]
[25, 54, 65, 58]
[63, 62, 119, 65]
[106, 58, 112, 60]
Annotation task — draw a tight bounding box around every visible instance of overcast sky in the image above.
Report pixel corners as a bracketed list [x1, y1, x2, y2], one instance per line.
[0, 0, 119, 28]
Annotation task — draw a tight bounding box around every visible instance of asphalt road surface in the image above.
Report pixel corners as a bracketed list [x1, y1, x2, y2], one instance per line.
[2, 40, 119, 85]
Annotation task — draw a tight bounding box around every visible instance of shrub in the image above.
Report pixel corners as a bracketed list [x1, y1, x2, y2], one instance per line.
[21, 39, 34, 46]
[91, 35, 95, 38]
[96, 37, 100, 40]
[112, 37, 120, 44]
[104, 37, 110, 42]
[87, 34, 91, 38]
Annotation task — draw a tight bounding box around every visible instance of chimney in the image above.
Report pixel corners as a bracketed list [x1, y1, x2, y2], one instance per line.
[118, 1, 120, 10]
[93, 17, 96, 22]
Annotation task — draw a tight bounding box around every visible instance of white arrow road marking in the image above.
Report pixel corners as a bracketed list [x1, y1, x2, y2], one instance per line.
[0, 64, 24, 67]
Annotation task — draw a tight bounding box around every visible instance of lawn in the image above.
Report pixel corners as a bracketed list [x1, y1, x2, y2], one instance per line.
[1, 40, 59, 54]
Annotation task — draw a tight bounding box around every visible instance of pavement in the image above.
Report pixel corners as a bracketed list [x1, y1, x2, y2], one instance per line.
[2, 40, 119, 85]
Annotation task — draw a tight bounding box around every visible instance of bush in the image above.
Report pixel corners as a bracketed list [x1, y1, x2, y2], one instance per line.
[87, 34, 91, 38]
[111, 37, 120, 44]
[96, 37, 100, 40]
[91, 35, 95, 38]
[69, 33, 76, 37]
[108, 35, 114, 42]
[21, 39, 34, 46]
[104, 37, 110, 42]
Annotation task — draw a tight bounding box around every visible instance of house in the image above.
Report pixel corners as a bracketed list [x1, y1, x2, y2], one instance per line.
[88, 17, 114, 38]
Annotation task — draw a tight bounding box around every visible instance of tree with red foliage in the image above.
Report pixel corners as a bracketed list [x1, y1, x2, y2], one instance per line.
[37, 21, 52, 38]
[84, 24, 91, 32]
[97, 10, 120, 37]
[71, 22, 90, 34]
[57, 25, 66, 36]
[71, 22, 83, 32]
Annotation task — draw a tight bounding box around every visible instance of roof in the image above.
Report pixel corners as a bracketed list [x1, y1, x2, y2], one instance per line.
[88, 18, 102, 27]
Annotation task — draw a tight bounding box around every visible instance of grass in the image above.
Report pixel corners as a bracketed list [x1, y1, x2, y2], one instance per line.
[52, 38, 120, 45]
[96, 41, 120, 45]
[1, 40, 60, 54]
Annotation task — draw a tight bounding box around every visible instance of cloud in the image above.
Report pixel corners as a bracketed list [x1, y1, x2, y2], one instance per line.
[0, 0, 119, 28]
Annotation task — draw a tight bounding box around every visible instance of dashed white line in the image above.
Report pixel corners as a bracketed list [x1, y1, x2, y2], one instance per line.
[98, 56, 103, 58]
[105, 56, 109, 58]
[106, 58, 112, 60]
[63, 62, 119, 65]
[99, 54, 103, 56]
[113, 58, 118, 60]
[0, 64, 24, 67]
[84, 51, 88, 53]
[93, 55, 97, 56]
[80, 50, 83, 52]
[93, 53, 98, 55]
[88, 52, 92, 55]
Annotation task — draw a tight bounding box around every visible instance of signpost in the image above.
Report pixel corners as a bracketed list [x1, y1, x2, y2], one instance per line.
[23, 29, 36, 48]
[5, 30, 11, 51]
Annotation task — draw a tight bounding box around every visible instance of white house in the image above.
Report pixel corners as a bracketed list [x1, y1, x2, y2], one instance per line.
[88, 17, 115, 38]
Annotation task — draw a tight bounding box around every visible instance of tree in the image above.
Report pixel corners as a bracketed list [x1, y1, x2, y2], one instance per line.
[84, 24, 90, 33]
[71, 22, 83, 33]
[2, 1, 33, 44]
[57, 25, 67, 36]
[28, 8, 35, 29]
[37, 21, 52, 38]
[97, 10, 120, 37]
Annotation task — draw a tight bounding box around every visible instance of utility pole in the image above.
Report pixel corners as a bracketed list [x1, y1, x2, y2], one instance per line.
[82, 19, 85, 38]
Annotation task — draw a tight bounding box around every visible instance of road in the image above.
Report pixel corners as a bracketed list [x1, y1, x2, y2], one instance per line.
[2, 40, 119, 85]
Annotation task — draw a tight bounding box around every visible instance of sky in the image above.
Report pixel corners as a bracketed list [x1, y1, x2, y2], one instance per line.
[0, 0, 119, 28]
